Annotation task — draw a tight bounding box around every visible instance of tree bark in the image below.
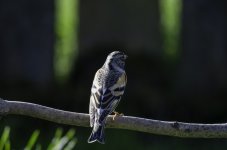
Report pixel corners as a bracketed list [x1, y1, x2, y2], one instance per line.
[1, 98, 227, 138]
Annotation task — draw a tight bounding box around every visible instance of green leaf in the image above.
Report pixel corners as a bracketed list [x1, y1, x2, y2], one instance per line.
[5, 140, 11, 150]
[52, 128, 76, 150]
[24, 130, 40, 150]
[63, 138, 77, 150]
[0, 126, 10, 150]
[65, 129, 76, 140]
[47, 128, 63, 150]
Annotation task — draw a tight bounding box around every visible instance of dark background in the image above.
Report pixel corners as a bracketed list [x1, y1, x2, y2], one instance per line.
[0, 0, 227, 149]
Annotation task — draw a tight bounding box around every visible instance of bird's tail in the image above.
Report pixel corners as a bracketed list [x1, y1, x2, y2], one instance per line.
[88, 123, 105, 144]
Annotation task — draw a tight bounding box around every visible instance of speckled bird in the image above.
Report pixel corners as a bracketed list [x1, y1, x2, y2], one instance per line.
[88, 51, 127, 144]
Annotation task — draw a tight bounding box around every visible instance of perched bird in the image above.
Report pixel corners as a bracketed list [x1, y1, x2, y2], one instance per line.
[88, 51, 127, 144]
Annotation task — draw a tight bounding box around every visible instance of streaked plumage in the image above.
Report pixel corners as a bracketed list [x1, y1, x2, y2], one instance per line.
[88, 51, 127, 144]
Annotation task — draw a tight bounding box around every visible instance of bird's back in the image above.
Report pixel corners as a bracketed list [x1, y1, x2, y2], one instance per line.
[95, 67, 123, 90]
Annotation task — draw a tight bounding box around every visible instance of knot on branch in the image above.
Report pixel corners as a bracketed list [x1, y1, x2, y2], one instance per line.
[0, 98, 9, 116]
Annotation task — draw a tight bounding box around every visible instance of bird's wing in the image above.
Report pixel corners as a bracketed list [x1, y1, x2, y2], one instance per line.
[89, 96, 95, 127]
[89, 69, 104, 127]
[98, 72, 127, 123]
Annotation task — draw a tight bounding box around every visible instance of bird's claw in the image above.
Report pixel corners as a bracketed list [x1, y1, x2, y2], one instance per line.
[113, 111, 124, 120]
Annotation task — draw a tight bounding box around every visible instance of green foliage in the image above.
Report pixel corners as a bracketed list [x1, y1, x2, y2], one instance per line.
[0, 126, 10, 150]
[47, 128, 77, 150]
[24, 130, 40, 150]
[54, 0, 79, 84]
[0, 127, 77, 150]
[160, 0, 182, 60]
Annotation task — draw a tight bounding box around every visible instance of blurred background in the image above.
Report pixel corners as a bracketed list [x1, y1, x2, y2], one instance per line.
[0, 0, 227, 149]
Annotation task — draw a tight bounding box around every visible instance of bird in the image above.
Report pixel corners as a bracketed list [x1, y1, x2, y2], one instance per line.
[88, 51, 127, 144]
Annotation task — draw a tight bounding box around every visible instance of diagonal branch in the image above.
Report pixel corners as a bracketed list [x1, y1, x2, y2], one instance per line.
[1, 98, 227, 138]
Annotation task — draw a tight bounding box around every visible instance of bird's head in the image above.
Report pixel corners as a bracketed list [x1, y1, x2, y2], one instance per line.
[104, 51, 127, 70]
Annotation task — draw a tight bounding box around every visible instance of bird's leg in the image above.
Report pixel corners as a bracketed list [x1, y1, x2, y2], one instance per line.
[112, 111, 124, 120]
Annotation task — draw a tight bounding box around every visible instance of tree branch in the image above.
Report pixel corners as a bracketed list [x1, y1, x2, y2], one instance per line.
[1, 98, 227, 138]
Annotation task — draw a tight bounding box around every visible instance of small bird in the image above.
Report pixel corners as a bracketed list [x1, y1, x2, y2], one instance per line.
[88, 51, 127, 144]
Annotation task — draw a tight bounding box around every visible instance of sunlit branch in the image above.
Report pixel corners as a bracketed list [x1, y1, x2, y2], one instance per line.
[1, 98, 227, 138]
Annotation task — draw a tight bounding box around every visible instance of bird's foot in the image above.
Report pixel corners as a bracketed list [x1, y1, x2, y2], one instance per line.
[112, 111, 124, 121]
